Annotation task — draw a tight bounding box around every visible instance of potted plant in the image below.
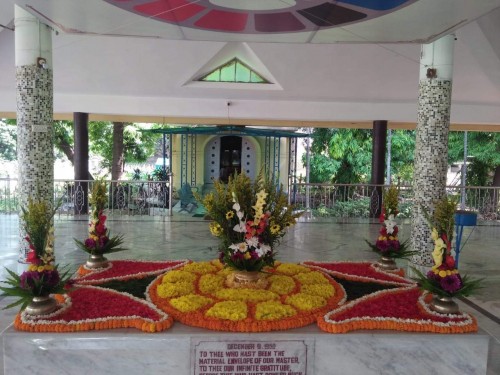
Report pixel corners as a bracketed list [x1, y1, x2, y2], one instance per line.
[366, 185, 418, 270]
[75, 179, 126, 269]
[197, 171, 301, 287]
[0, 196, 72, 315]
[412, 196, 483, 314]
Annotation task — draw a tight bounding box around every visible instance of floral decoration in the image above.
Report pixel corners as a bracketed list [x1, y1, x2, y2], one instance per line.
[412, 196, 483, 298]
[147, 261, 344, 332]
[366, 185, 418, 260]
[9, 258, 478, 334]
[0, 196, 72, 311]
[197, 172, 301, 272]
[74, 179, 126, 256]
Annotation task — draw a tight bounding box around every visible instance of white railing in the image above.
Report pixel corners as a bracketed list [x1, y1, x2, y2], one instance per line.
[1, 177, 499, 222]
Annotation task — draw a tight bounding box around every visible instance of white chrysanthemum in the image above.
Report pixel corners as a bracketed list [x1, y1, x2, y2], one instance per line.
[230, 242, 248, 253]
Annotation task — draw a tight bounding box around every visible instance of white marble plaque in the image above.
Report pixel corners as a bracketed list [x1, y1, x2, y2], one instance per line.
[192, 339, 311, 375]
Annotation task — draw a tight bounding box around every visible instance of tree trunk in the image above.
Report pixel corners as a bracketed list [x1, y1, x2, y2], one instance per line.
[111, 122, 125, 181]
[55, 133, 74, 164]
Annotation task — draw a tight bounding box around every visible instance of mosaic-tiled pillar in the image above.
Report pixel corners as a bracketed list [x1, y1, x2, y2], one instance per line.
[410, 34, 455, 270]
[15, 5, 54, 261]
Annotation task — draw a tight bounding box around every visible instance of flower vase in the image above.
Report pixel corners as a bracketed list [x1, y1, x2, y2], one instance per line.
[430, 295, 460, 314]
[376, 255, 397, 271]
[86, 253, 109, 269]
[25, 295, 58, 316]
[226, 270, 269, 289]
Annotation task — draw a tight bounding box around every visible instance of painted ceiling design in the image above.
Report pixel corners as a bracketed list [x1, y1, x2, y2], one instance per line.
[104, 0, 417, 34]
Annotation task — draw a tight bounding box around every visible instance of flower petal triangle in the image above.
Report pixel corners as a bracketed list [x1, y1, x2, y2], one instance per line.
[76, 260, 189, 283]
[15, 285, 173, 333]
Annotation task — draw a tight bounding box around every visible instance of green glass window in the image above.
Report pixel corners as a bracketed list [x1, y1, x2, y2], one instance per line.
[199, 58, 269, 83]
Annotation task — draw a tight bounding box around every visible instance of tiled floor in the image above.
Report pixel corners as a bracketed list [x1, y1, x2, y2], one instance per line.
[1, 213, 499, 374]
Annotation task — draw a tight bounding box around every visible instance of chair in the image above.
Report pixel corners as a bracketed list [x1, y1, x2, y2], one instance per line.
[179, 184, 198, 213]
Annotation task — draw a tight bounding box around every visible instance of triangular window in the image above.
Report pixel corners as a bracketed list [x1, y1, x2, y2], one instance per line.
[198, 58, 270, 84]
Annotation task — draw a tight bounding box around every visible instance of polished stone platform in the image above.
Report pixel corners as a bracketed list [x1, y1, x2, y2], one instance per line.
[2, 323, 490, 375]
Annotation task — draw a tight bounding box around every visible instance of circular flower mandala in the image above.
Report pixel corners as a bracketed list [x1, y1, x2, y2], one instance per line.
[148, 260, 345, 332]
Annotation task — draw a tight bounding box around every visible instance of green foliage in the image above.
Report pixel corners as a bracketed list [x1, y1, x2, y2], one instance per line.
[411, 267, 483, 298]
[0, 120, 17, 161]
[313, 199, 371, 218]
[448, 131, 500, 186]
[423, 195, 458, 244]
[89, 122, 160, 172]
[21, 196, 60, 259]
[307, 129, 415, 184]
[151, 166, 169, 181]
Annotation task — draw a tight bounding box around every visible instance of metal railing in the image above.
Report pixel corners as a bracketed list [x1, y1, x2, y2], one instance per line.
[0, 177, 173, 218]
[1, 177, 499, 222]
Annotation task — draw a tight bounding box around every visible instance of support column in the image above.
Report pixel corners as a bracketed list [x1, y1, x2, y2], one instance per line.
[410, 34, 455, 270]
[73, 112, 89, 214]
[370, 120, 387, 218]
[15, 5, 53, 261]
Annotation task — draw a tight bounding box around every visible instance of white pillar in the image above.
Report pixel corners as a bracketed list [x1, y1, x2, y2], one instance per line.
[15, 5, 54, 262]
[410, 34, 455, 270]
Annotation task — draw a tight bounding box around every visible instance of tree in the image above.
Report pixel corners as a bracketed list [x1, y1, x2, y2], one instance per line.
[111, 122, 125, 181]
[307, 128, 415, 184]
[448, 132, 500, 186]
[0, 120, 17, 161]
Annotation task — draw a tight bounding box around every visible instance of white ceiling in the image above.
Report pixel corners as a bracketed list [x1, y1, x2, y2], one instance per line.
[0, 0, 500, 128]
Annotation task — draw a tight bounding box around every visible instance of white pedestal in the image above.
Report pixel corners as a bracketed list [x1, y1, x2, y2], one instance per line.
[2, 323, 489, 375]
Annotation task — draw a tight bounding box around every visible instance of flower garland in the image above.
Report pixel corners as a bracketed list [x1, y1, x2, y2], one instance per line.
[147, 261, 345, 332]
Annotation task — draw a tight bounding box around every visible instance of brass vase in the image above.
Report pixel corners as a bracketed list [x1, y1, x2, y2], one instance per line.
[430, 295, 460, 314]
[25, 295, 58, 316]
[376, 255, 397, 270]
[226, 270, 268, 289]
[85, 253, 109, 269]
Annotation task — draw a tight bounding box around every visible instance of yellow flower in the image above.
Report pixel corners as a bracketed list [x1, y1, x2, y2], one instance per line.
[157, 281, 194, 298]
[438, 270, 447, 278]
[162, 270, 197, 283]
[243, 252, 251, 260]
[431, 228, 439, 241]
[255, 301, 296, 320]
[256, 190, 268, 202]
[295, 271, 330, 285]
[225, 211, 234, 219]
[182, 262, 218, 275]
[206, 301, 247, 321]
[28, 264, 38, 271]
[37, 266, 45, 272]
[275, 263, 310, 275]
[301, 284, 335, 298]
[170, 294, 213, 313]
[268, 275, 295, 295]
[215, 288, 279, 302]
[209, 222, 222, 237]
[270, 224, 281, 234]
[286, 293, 326, 311]
[199, 274, 225, 294]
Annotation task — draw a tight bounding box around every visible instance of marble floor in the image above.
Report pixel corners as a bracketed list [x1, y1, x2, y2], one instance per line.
[1, 214, 499, 374]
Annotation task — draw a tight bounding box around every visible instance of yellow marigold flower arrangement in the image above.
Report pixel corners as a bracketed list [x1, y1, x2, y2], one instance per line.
[255, 301, 297, 320]
[275, 263, 310, 275]
[286, 293, 326, 311]
[182, 262, 218, 275]
[215, 288, 279, 302]
[157, 281, 194, 298]
[170, 294, 213, 313]
[199, 274, 225, 294]
[300, 284, 335, 298]
[295, 271, 330, 285]
[162, 270, 197, 283]
[268, 275, 296, 295]
[206, 301, 248, 321]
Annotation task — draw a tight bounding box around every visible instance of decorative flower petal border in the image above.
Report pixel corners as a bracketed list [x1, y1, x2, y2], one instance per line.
[75, 259, 190, 283]
[318, 287, 477, 334]
[14, 285, 174, 333]
[302, 260, 414, 286]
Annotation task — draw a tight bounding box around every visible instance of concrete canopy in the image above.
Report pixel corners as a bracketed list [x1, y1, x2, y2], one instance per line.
[0, 0, 499, 130]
